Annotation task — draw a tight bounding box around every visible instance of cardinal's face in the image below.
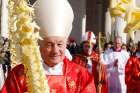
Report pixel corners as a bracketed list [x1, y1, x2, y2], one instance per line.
[39, 36, 66, 67]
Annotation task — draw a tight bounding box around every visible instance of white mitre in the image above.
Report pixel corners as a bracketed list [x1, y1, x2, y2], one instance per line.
[34, 0, 74, 39]
[82, 31, 96, 44]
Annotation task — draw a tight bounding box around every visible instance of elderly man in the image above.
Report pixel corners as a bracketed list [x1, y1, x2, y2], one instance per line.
[101, 36, 129, 93]
[0, 0, 96, 93]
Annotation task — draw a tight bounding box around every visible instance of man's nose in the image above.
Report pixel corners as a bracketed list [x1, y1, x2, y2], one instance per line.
[52, 44, 59, 53]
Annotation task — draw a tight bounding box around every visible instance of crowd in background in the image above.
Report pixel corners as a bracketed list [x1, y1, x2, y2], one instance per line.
[67, 37, 140, 58]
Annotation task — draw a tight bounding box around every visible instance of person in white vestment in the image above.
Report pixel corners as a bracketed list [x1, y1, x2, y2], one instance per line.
[101, 36, 129, 93]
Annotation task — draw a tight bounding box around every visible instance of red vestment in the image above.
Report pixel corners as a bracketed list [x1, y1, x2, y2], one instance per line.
[73, 51, 108, 93]
[125, 55, 140, 93]
[1, 58, 96, 93]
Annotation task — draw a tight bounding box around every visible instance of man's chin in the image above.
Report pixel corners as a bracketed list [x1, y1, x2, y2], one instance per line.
[48, 60, 62, 66]
[45, 62, 58, 67]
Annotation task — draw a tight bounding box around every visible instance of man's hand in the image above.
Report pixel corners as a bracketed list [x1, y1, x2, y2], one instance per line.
[114, 59, 118, 67]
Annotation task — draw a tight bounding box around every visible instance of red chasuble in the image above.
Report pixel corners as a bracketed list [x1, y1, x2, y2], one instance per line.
[73, 51, 108, 93]
[125, 55, 140, 93]
[1, 58, 96, 93]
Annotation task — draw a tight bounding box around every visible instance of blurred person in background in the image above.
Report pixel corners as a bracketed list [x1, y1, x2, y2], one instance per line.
[121, 44, 127, 51]
[125, 44, 140, 93]
[73, 31, 108, 93]
[101, 36, 129, 93]
[67, 37, 79, 57]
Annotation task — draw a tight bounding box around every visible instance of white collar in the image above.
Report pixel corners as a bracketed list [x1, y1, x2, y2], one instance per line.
[86, 57, 92, 74]
[43, 62, 63, 75]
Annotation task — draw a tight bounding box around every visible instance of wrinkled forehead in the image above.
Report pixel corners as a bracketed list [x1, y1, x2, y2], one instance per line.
[41, 36, 67, 43]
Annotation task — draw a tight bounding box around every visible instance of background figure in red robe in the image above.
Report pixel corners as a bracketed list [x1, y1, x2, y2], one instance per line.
[73, 31, 108, 93]
[125, 45, 140, 93]
[0, 0, 97, 93]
